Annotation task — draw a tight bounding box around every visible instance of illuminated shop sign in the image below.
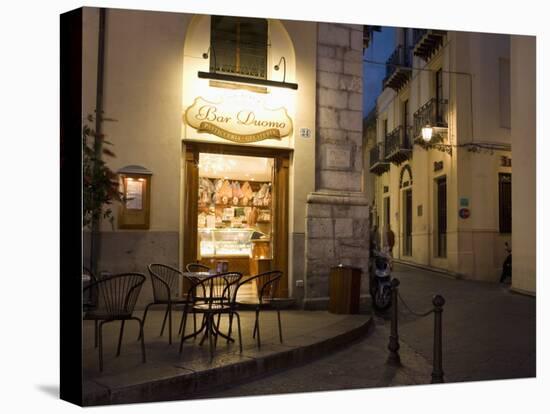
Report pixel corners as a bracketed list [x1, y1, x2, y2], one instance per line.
[184, 96, 293, 144]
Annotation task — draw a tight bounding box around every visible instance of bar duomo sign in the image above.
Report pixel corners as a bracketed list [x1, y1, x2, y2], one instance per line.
[184, 96, 293, 144]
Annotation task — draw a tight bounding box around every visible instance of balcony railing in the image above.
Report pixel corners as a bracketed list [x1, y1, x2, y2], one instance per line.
[413, 97, 449, 140]
[412, 28, 447, 61]
[382, 45, 413, 91]
[412, 29, 428, 46]
[369, 144, 390, 175]
[384, 126, 412, 165]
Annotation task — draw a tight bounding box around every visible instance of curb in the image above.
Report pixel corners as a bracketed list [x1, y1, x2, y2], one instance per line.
[83, 314, 374, 406]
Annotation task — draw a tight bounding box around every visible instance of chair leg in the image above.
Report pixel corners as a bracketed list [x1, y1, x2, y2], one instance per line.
[168, 302, 173, 344]
[179, 307, 190, 354]
[208, 315, 214, 360]
[180, 307, 189, 338]
[252, 311, 259, 338]
[196, 314, 206, 341]
[214, 312, 223, 348]
[227, 313, 234, 344]
[116, 320, 126, 357]
[277, 310, 283, 343]
[160, 304, 170, 337]
[98, 321, 106, 372]
[178, 303, 190, 335]
[94, 320, 98, 348]
[133, 317, 146, 364]
[193, 312, 197, 333]
[233, 312, 243, 353]
[255, 309, 261, 348]
[138, 303, 153, 340]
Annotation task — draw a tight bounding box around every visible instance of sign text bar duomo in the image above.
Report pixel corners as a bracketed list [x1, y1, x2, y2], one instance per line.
[184, 96, 293, 144]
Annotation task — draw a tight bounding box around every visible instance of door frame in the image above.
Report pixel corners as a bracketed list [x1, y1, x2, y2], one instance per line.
[183, 141, 291, 297]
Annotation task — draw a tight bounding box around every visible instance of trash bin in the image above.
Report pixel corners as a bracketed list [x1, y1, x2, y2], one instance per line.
[329, 264, 362, 314]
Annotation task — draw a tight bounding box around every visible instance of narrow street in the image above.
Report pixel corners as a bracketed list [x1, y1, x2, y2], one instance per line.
[205, 263, 536, 398]
[394, 263, 536, 383]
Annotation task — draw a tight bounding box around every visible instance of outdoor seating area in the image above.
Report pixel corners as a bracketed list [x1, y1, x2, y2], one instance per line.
[82, 307, 372, 405]
[82, 264, 292, 372]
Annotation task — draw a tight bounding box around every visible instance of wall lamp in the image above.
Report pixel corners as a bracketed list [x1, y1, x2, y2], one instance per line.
[274, 56, 287, 83]
[416, 122, 452, 154]
[202, 46, 217, 72]
[421, 122, 433, 142]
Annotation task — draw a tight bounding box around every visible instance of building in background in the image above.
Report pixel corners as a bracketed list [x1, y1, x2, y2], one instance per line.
[82, 8, 372, 308]
[365, 28, 535, 294]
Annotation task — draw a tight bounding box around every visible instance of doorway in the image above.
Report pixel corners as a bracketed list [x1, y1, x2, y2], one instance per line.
[403, 188, 412, 256]
[183, 142, 290, 297]
[435, 176, 447, 258]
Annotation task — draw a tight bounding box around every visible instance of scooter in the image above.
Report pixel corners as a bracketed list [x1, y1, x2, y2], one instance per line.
[369, 247, 393, 311]
[499, 242, 512, 284]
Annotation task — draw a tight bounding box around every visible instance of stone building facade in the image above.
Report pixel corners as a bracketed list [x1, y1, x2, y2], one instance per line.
[82, 8, 370, 309]
[366, 27, 535, 295]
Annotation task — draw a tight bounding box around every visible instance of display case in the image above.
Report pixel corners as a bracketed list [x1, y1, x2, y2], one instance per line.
[199, 228, 268, 258]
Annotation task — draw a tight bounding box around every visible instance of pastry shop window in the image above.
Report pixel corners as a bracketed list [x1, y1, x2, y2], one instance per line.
[197, 153, 274, 275]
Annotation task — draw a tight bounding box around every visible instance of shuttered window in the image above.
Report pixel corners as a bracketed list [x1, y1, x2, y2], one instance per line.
[210, 16, 268, 79]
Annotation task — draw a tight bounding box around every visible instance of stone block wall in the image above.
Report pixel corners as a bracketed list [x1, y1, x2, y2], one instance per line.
[316, 23, 364, 192]
[303, 23, 369, 308]
[83, 231, 179, 309]
[305, 195, 370, 302]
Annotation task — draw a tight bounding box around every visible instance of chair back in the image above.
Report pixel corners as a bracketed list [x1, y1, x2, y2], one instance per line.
[249, 271, 283, 305]
[148, 263, 183, 302]
[185, 262, 210, 273]
[84, 273, 146, 318]
[193, 272, 242, 308]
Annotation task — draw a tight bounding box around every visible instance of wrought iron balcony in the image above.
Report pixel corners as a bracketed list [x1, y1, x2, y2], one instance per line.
[413, 97, 449, 140]
[412, 28, 447, 61]
[384, 126, 412, 165]
[369, 144, 390, 175]
[382, 45, 412, 92]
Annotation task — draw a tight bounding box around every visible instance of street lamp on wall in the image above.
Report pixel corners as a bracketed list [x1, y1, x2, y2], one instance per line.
[416, 122, 452, 155]
[421, 122, 433, 142]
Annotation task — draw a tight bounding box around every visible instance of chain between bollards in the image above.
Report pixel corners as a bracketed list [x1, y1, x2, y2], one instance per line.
[387, 278, 401, 365]
[431, 294, 445, 384]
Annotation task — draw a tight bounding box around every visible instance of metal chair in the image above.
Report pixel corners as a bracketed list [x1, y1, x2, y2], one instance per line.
[185, 262, 210, 273]
[237, 271, 284, 348]
[179, 272, 243, 359]
[140, 264, 195, 345]
[83, 273, 146, 372]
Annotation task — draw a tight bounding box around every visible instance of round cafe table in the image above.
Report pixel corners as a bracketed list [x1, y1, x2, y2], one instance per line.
[180, 271, 235, 344]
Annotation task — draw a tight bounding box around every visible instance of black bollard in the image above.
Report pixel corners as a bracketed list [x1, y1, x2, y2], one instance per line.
[431, 294, 445, 383]
[387, 278, 401, 365]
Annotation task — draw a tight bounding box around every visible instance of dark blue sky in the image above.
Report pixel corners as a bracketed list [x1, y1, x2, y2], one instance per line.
[363, 27, 396, 116]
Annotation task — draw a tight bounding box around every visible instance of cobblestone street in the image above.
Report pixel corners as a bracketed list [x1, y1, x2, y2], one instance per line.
[206, 263, 536, 398]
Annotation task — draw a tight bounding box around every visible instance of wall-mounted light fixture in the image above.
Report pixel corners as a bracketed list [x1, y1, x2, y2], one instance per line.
[202, 46, 217, 72]
[421, 122, 433, 142]
[274, 56, 287, 83]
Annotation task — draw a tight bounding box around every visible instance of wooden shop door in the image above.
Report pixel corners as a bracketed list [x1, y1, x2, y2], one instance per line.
[183, 142, 290, 298]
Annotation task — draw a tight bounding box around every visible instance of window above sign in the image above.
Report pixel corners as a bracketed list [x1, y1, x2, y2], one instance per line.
[210, 16, 268, 80]
[199, 16, 298, 90]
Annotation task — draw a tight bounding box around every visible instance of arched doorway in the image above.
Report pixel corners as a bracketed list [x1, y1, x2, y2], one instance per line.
[400, 165, 413, 257]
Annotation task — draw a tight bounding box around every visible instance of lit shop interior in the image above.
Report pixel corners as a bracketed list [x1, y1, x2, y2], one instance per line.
[197, 153, 274, 278]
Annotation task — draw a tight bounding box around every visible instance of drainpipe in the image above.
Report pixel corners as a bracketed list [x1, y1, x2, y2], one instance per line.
[90, 8, 106, 276]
